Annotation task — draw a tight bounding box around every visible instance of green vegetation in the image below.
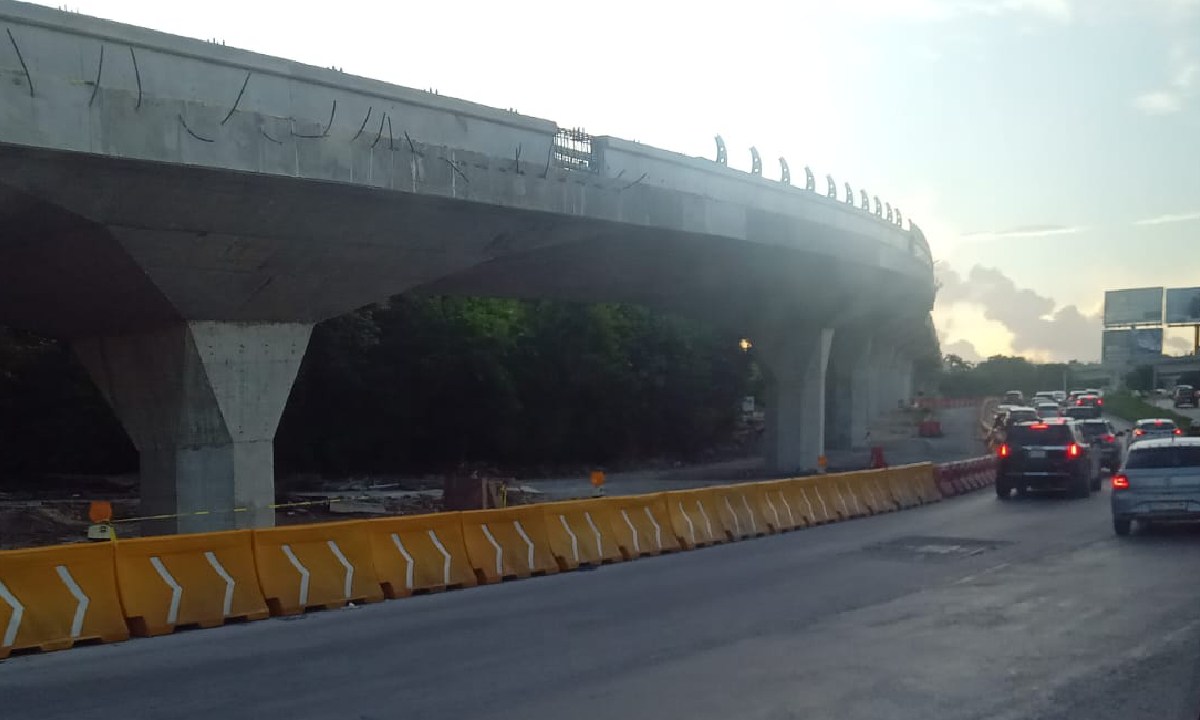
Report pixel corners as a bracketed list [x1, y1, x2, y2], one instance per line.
[938, 354, 1078, 398]
[1102, 392, 1192, 430]
[0, 297, 762, 480]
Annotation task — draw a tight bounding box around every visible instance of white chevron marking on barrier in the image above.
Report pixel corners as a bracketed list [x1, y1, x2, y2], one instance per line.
[204, 551, 235, 617]
[0, 580, 24, 648]
[480, 525, 504, 576]
[149, 556, 182, 625]
[513, 521, 535, 570]
[559, 515, 579, 564]
[390, 534, 415, 590]
[427, 530, 452, 585]
[620, 510, 640, 554]
[55, 565, 89, 638]
[281, 545, 310, 607]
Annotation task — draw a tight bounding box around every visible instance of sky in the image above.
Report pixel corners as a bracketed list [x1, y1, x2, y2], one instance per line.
[32, 0, 1200, 362]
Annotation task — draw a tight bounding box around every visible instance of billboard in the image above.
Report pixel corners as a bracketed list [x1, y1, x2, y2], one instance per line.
[1102, 327, 1163, 365]
[1104, 287, 1164, 326]
[1165, 287, 1200, 325]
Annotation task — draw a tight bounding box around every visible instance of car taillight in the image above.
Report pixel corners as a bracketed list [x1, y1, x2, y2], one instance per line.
[998, 444, 1010, 458]
[1134, 429, 1145, 436]
[1067, 443, 1080, 458]
[1174, 428, 1183, 435]
[1097, 399, 1103, 406]
[1111, 474, 1130, 490]
[1075, 399, 1083, 406]
[1103, 434, 1115, 443]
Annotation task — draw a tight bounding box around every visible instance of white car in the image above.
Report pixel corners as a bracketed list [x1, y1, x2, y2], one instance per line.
[1129, 418, 1182, 446]
[1036, 402, 1061, 418]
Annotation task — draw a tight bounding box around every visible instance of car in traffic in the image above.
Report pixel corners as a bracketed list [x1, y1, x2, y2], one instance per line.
[996, 418, 1101, 498]
[1033, 391, 1058, 406]
[1051, 390, 1067, 404]
[1074, 418, 1123, 471]
[1004, 390, 1025, 405]
[1111, 436, 1200, 536]
[1128, 418, 1182, 446]
[1173, 384, 1196, 409]
[1035, 402, 1062, 418]
[1062, 404, 1101, 421]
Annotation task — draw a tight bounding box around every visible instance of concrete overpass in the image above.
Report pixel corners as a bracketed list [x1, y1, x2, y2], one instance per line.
[0, 0, 935, 532]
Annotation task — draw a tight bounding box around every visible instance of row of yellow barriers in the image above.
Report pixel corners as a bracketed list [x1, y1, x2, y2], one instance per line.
[0, 462, 944, 659]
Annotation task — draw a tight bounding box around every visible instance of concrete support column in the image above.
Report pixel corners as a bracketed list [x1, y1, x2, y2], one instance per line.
[75, 321, 312, 533]
[757, 327, 834, 473]
[826, 332, 873, 450]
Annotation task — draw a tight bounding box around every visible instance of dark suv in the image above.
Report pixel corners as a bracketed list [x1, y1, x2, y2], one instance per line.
[996, 419, 1100, 498]
[1075, 419, 1122, 472]
[1174, 385, 1196, 409]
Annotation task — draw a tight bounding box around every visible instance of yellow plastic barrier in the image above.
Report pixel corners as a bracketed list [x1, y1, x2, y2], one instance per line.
[663, 489, 728, 549]
[363, 513, 477, 599]
[252, 520, 383, 616]
[884, 467, 922, 509]
[604, 494, 682, 559]
[541, 499, 623, 571]
[859, 469, 900, 513]
[0, 542, 128, 658]
[906, 463, 942, 504]
[812, 476, 856, 520]
[752, 481, 802, 532]
[788, 477, 833, 524]
[114, 530, 268, 636]
[710, 485, 771, 539]
[460, 505, 559, 583]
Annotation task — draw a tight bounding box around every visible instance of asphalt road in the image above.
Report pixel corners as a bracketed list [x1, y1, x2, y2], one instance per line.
[4, 483, 1200, 719]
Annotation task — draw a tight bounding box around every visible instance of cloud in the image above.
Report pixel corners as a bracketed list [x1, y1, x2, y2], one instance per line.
[959, 224, 1083, 241]
[1133, 91, 1183, 114]
[1166, 336, 1192, 355]
[943, 339, 983, 362]
[936, 263, 1102, 361]
[1133, 210, 1200, 226]
[1133, 40, 1197, 115]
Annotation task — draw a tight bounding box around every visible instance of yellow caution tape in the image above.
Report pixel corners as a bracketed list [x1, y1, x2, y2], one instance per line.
[109, 497, 363, 525]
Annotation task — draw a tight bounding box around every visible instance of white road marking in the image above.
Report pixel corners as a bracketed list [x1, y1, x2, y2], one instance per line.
[149, 556, 182, 625]
[0, 580, 23, 648]
[390, 534, 415, 590]
[204, 551, 235, 617]
[55, 565, 89, 638]
[281, 545, 310, 607]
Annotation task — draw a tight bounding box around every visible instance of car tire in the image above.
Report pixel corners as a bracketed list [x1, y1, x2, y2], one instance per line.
[1090, 474, 1101, 492]
[995, 480, 1011, 500]
[1113, 517, 1131, 536]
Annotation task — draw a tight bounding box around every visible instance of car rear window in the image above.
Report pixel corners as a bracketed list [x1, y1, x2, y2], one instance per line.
[1007, 424, 1073, 445]
[1063, 408, 1092, 419]
[1126, 446, 1200, 469]
[1008, 411, 1039, 423]
[1077, 422, 1109, 439]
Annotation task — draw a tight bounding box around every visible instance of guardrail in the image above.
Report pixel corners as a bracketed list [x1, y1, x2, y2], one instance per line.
[0, 458, 996, 660]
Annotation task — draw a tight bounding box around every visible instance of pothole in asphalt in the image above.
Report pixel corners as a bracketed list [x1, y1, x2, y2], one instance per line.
[864, 535, 1011, 561]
